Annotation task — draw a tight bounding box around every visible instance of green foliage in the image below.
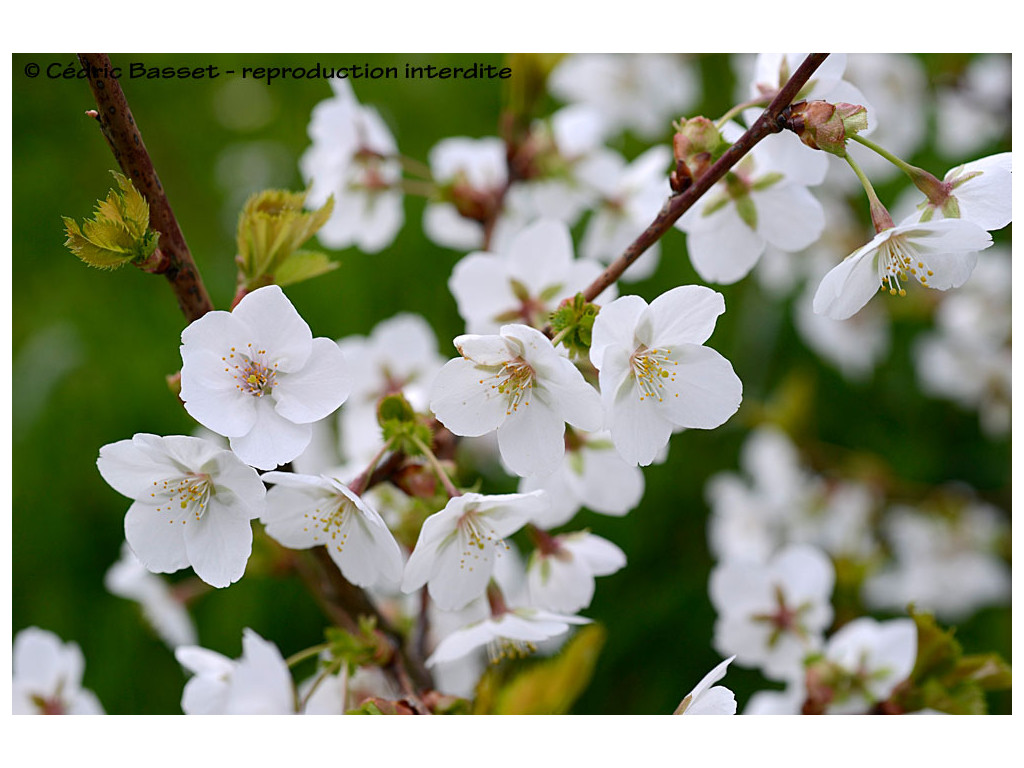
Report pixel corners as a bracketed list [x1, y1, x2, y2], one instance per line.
[235, 188, 336, 290]
[473, 623, 606, 714]
[377, 392, 435, 457]
[323, 616, 391, 674]
[62, 171, 159, 269]
[889, 608, 1012, 714]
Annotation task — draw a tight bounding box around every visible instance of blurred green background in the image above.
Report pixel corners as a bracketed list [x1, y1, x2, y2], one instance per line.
[12, 53, 1011, 714]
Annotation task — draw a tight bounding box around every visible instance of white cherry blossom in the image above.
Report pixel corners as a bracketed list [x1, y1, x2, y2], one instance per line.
[589, 286, 742, 467]
[812, 218, 993, 320]
[12, 627, 104, 715]
[674, 656, 737, 715]
[97, 433, 266, 588]
[526, 530, 626, 613]
[300, 80, 403, 253]
[910, 152, 1012, 232]
[175, 628, 294, 715]
[179, 284, 352, 470]
[709, 544, 835, 681]
[430, 323, 603, 478]
[821, 617, 917, 715]
[402, 491, 546, 611]
[448, 219, 615, 335]
[423, 136, 507, 250]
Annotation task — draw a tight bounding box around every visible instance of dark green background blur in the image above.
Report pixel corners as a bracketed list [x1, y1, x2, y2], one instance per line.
[11, 53, 1011, 714]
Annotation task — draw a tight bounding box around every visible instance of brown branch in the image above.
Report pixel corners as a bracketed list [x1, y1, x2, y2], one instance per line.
[581, 53, 830, 303]
[77, 53, 214, 323]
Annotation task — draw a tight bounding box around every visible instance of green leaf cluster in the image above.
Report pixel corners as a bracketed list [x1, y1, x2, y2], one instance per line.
[473, 623, 605, 714]
[377, 393, 434, 457]
[889, 608, 1012, 714]
[235, 189, 337, 290]
[62, 171, 160, 269]
[549, 292, 600, 360]
[323, 616, 390, 675]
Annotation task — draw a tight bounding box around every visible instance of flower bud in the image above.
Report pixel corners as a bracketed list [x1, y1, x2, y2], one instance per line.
[672, 116, 723, 182]
[784, 100, 868, 157]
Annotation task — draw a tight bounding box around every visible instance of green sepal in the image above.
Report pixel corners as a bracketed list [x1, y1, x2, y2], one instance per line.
[549, 292, 600, 360]
[377, 392, 435, 457]
[273, 250, 339, 287]
[236, 189, 334, 289]
[63, 171, 160, 269]
[323, 616, 391, 674]
[473, 623, 605, 714]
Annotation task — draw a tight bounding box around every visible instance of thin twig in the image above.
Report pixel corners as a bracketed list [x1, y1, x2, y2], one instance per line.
[580, 53, 830, 303]
[77, 53, 214, 323]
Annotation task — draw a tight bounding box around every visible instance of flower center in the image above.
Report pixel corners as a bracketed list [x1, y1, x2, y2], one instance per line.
[302, 494, 353, 556]
[630, 345, 678, 403]
[223, 344, 279, 397]
[483, 358, 535, 415]
[877, 236, 934, 297]
[150, 473, 213, 523]
[456, 509, 510, 573]
[486, 635, 538, 664]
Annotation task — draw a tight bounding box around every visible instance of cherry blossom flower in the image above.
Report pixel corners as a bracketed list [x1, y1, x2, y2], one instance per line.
[12, 627, 104, 715]
[819, 617, 917, 715]
[426, 607, 591, 668]
[746, 53, 871, 112]
[423, 136, 507, 250]
[673, 656, 737, 715]
[519, 428, 644, 529]
[448, 219, 615, 335]
[589, 286, 742, 467]
[260, 471, 404, 589]
[97, 433, 266, 588]
[430, 323, 603, 477]
[336, 313, 445, 464]
[179, 284, 352, 470]
[863, 499, 1010, 621]
[549, 53, 699, 139]
[909, 152, 1012, 232]
[812, 218, 993, 320]
[577, 146, 671, 281]
[402, 491, 547, 611]
[175, 628, 294, 714]
[675, 124, 827, 285]
[526, 530, 626, 613]
[104, 542, 198, 648]
[300, 80, 403, 253]
[709, 544, 834, 681]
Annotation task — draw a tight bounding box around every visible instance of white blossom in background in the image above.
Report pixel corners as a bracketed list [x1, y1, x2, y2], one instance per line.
[812, 218, 992, 320]
[863, 500, 1010, 621]
[577, 146, 672, 281]
[179, 285, 352, 470]
[336, 313, 445, 464]
[746, 53, 872, 115]
[300, 79, 403, 253]
[176, 628, 294, 715]
[549, 53, 699, 140]
[300, 664, 398, 714]
[744, 680, 806, 715]
[914, 246, 1011, 436]
[706, 426, 878, 565]
[519, 428, 645, 529]
[430, 323, 603, 477]
[12, 627, 104, 715]
[935, 54, 1011, 159]
[675, 121, 826, 285]
[104, 542, 198, 649]
[423, 136, 506, 250]
[448, 219, 615, 335]
[260, 472, 405, 590]
[589, 286, 742, 467]
[401, 491, 547, 611]
[709, 544, 835, 681]
[674, 656, 737, 715]
[820, 617, 917, 715]
[97, 433, 266, 588]
[526, 530, 626, 613]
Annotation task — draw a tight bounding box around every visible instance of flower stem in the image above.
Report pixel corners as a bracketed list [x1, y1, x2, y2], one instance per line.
[410, 434, 461, 498]
[285, 642, 333, 669]
[845, 154, 894, 232]
[76, 53, 214, 323]
[715, 96, 770, 128]
[848, 134, 949, 205]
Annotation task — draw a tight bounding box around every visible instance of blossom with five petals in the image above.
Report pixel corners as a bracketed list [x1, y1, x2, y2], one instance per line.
[179, 285, 352, 470]
[12, 627, 104, 715]
[589, 285, 742, 466]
